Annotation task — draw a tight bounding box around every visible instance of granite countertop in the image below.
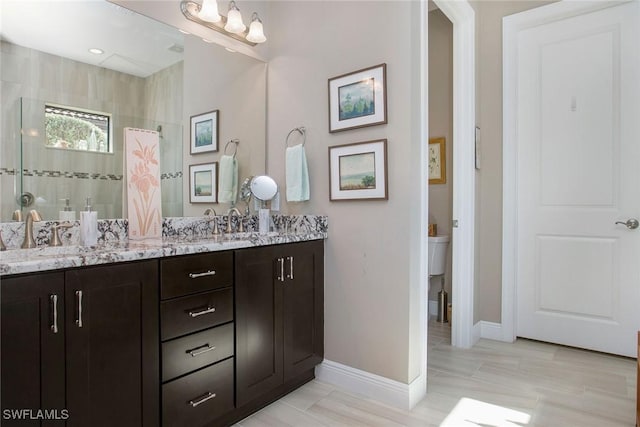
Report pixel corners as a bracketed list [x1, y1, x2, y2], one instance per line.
[0, 231, 327, 277]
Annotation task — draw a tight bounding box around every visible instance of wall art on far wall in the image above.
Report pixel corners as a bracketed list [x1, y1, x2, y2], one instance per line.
[189, 162, 218, 203]
[428, 137, 446, 184]
[190, 110, 219, 154]
[328, 63, 387, 133]
[329, 139, 388, 201]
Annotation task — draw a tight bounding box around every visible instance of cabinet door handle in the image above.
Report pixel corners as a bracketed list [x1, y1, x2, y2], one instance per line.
[188, 270, 216, 279]
[187, 343, 216, 357]
[278, 257, 285, 282]
[188, 391, 216, 408]
[75, 290, 83, 328]
[50, 294, 58, 334]
[188, 306, 216, 317]
[288, 256, 294, 280]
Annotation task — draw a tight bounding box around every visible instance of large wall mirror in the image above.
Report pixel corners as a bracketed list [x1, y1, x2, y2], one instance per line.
[0, 0, 267, 221]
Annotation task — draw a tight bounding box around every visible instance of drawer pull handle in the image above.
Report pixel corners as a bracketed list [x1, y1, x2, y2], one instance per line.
[50, 294, 58, 334]
[188, 270, 216, 279]
[75, 290, 83, 328]
[188, 391, 216, 408]
[187, 343, 216, 357]
[188, 306, 216, 317]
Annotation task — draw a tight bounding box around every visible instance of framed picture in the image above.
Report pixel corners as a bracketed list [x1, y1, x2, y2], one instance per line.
[328, 64, 387, 133]
[428, 137, 446, 184]
[329, 139, 388, 201]
[189, 162, 218, 203]
[190, 110, 219, 154]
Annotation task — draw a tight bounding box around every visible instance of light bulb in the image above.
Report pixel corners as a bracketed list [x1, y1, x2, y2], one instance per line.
[198, 0, 221, 23]
[246, 12, 266, 43]
[224, 1, 246, 34]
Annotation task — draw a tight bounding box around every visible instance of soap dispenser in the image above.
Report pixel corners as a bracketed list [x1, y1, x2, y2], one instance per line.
[59, 198, 76, 222]
[79, 197, 98, 246]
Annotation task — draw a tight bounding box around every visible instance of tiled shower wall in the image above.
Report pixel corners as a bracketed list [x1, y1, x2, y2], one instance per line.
[0, 41, 183, 221]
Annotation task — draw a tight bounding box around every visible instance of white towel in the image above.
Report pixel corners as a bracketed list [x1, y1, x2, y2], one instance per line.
[286, 144, 310, 202]
[218, 155, 238, 203]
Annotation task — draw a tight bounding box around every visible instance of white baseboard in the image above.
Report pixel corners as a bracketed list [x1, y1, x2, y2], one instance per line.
[479, 321, 506, 341]
[315, 359, 425, 410]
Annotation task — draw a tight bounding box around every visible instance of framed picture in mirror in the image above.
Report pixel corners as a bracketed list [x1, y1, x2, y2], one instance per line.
[329, 139, 388, 201]
[190, 110, 219, 154]
[328, 64, 387, 133]
[428, 137, 446, 184]
[189, 162, 218, 203]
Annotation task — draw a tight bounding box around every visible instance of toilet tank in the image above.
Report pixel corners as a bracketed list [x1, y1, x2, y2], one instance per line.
[428, 235, 450, 276]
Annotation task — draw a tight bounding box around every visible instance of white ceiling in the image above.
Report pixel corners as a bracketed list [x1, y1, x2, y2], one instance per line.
[0, 0, 184, 78]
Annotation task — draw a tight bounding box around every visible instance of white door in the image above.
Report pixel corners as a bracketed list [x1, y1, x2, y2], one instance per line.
[515, 1, 640, 357]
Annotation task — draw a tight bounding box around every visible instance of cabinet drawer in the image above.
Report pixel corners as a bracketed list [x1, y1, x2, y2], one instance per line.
[162, 323, 233, 382]
[161, 288, 233, 341]
[161, 251, 233, 299]
[162, 358, 234, 427]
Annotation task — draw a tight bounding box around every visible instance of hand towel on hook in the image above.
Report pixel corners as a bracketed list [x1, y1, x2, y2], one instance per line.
[286, 144, 310, 202]
[218, 155, 238, 203]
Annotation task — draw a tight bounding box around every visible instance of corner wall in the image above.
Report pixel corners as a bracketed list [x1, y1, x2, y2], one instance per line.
[266, 1, 421, 384]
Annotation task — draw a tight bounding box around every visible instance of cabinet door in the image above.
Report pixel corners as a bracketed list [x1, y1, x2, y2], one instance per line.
[1, 273, 65, 426]
[235, 245, 283, 407]
[65, 261, 159, 427]
[283, 240, 324, 382]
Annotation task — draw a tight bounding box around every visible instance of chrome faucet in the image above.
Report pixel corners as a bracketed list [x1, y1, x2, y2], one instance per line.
[21, 210, 42, 249]
[203, 208, 220, 235]
[226, 207, 244, 233]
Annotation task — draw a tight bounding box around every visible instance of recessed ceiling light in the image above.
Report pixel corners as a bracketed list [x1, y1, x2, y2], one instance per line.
[88, 48, 104, 55]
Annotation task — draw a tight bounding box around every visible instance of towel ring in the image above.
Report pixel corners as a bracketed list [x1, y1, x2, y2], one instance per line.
[224, 139, 239, 157]
[286, 127, 306, 148]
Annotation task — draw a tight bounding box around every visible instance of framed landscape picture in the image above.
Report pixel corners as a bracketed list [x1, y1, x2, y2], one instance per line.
[428, 137, 446, 184]
[329, 139, 388, 201]
[189, 162, 218, 203]
[328, 64, 387, 133]
[190, 110, 219, 154]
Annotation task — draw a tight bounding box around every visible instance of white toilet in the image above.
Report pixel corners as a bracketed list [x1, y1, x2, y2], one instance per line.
[428, 235, 450, 279]
[429, 235, 450, 322]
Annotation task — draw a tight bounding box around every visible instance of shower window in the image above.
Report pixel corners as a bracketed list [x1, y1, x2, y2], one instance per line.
[44, 104, 112, 153]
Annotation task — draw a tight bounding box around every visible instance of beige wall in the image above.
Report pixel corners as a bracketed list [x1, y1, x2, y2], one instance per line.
[182, 38, 266, 217]
[428, 9, 453, 301]
[267, 1, 422, 383]
[472, 0, 555, 323]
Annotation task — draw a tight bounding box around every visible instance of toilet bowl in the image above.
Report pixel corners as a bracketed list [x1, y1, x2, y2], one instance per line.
[428, 235, 450, 277]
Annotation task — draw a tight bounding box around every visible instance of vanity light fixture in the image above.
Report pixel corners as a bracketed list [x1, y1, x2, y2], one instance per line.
[180, 0, 266, 46]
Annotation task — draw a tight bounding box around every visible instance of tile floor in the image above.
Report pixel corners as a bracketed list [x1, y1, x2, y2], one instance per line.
[235, 319, 637, 426]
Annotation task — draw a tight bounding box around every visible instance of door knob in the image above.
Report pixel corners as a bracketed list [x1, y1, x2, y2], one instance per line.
[615, 218, 639, 230]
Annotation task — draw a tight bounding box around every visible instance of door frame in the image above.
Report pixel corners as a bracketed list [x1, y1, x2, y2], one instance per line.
[431, 0, 476, 349]
[501, 0, 631, 342]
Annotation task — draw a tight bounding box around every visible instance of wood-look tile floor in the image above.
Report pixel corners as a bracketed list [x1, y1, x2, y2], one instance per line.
[235, 319, 637, 426]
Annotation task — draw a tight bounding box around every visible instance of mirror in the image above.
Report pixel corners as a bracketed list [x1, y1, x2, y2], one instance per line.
[0, 0, 267, 221]
[250, 175, 278, 201]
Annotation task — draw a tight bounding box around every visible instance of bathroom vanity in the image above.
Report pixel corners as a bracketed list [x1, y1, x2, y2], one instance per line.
[0, 222, 325, 427]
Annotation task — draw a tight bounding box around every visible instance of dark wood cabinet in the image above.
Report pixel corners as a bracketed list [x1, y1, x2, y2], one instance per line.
[65, 261, 159, 427]
[235, 240, 324, 408]
[1, 273, 66, 426]
[1, 261, 159, 427]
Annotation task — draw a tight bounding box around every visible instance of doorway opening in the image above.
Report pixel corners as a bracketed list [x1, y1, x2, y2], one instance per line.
[427, 5, 454, 341]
